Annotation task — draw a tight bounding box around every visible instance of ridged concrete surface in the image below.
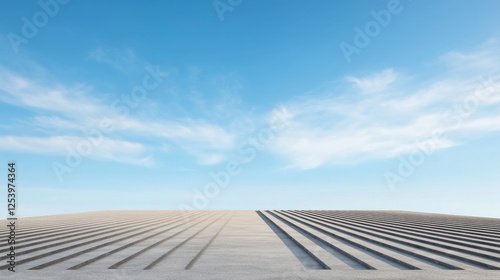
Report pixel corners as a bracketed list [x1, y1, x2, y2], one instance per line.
[2, 210, 500, 279]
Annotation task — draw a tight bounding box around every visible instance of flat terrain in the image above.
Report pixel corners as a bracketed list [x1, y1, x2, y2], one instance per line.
[2, 210, 500, 279]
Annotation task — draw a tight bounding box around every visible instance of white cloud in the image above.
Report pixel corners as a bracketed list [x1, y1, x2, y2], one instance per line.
[0, 135, 153, 166]
[3, 40, 499, 170]
[267, 43, 500, 169]
[439, 38, 500, 73]
[346, 68, 396, 93]
[0, 67, 239, 166]
[33, 116, 86, 131]
[188, 151, 225, 165]
[115, 118, 236, 164]
[88, 47, 138, 72]
[0, 70, 101, 116]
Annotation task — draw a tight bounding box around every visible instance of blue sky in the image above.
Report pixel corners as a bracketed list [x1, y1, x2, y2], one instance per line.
[1, 0, 500, 217]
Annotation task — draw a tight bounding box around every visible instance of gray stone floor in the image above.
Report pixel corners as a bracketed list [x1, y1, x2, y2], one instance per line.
[2, 210, 500, 279]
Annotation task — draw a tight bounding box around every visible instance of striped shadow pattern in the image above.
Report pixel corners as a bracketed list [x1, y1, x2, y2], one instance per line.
[258, 210, 500, 271]
[1, 210, 499, 276]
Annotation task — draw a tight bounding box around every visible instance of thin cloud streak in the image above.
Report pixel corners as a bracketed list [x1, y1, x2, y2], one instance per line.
[346, 68, 396, 93]
[0, 66, 239, 165]
[1, 41, 500, 169]
[268, 42, 500, 169]
[0, 135, 153, 166]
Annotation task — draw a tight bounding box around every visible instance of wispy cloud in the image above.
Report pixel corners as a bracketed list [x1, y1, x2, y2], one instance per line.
[439, 38, 500, 73]
[88, 47, 139, 72]
[346, 68, 396, 93]
[267, 42, 500, 169]
[0, 69, 101, 116]
[0, 135, 153, 166]
[0, 65, 239, 166]
[2, 40, 500, 170]
[115, 118, 236, 164]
